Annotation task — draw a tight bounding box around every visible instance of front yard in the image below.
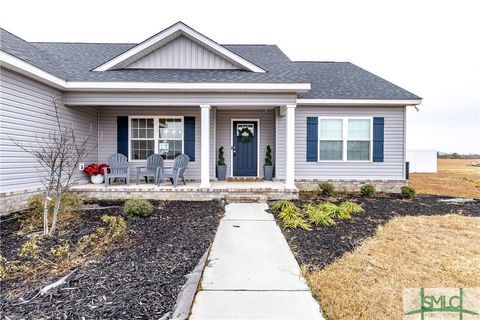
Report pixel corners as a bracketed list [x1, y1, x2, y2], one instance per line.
[271, 191, 480, 320]
[1, 199, 223, 319]
[409, 159, 480, 198]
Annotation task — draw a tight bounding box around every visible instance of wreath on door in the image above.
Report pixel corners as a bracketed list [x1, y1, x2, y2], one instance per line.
[237, 127, 254, 144]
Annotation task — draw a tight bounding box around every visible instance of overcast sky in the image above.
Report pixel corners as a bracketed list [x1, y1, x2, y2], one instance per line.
[1, 0, 479, 153]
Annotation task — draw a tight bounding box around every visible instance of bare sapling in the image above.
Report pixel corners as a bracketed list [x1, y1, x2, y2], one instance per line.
[11, 96, 92, 235]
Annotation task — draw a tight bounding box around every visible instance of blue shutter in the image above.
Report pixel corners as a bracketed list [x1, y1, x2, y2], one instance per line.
[117, 116, 128, 157]
[306, 117, 318, 162]
[373, 117, 384, 162]
[184, 117, 195, 161]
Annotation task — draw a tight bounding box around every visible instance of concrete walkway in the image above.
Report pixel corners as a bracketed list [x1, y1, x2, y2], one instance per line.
[190, 203, 323, 320]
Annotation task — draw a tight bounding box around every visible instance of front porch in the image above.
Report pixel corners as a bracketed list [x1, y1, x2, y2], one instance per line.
[83, 101, 298, 194]
[70, 180, 298, 202]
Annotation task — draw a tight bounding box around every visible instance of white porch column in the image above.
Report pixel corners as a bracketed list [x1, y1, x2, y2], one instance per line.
[285, 104, 296, 189]
[200, 104, 211, 188]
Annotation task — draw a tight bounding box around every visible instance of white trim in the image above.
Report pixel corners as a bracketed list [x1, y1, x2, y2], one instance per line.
[1, 50, 310, 92]
[230, 119, 261, 178]
[128, 115, 184, 162]
[200, 105, 211, 188]
[0, 50, 66, 89]
[65, 82, 311, 92]
[317, 116, 373, 163]
[285, 104, 296, 189]
[93, 22, 266, 73]
[297, 98, 422, 106]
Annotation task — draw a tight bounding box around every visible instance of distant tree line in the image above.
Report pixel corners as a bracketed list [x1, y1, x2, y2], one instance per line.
[437, 152, 480, 159]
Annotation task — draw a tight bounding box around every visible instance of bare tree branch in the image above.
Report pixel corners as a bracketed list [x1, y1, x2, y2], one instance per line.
[9, 96, 93, 235]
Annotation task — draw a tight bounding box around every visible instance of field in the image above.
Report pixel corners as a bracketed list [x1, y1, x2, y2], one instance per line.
[409, 159, 480, 198]
[305, 215, 480, 319]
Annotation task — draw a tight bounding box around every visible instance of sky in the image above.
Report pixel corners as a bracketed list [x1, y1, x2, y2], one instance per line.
[1, 0, 479, 154]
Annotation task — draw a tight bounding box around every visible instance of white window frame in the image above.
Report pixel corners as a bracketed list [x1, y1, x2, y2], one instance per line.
[318, 116, 373, 162]
[128, 115, 184, 162]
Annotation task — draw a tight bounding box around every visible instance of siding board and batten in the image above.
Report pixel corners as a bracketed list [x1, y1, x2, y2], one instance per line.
[126, 36, 240, 70]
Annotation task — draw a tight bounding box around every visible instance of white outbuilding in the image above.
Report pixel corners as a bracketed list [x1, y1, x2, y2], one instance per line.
[406, 149, 438, 173]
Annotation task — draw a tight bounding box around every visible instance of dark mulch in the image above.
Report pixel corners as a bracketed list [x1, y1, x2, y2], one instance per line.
[273, 193, 480, 270]
[1, 200, 224, 319]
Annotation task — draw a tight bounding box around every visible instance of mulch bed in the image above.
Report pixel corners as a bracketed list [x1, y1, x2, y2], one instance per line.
[272, 193, 480, 270]
[1, 200, 223, 319]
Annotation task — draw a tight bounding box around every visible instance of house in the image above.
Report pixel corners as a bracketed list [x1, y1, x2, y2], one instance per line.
[0, 22, 421, 212]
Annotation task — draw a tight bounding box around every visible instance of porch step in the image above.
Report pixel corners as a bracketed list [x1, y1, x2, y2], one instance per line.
[226, 177, 265, 182]
[225, 193, 268, 203]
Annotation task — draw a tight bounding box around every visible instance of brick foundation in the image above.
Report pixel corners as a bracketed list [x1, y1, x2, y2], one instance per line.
[294, 179, 407, 193]
[0, 187, 44, 215]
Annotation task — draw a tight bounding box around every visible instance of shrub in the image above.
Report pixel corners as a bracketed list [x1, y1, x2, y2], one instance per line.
[19, 240, 40, 259]
[318, 182, 335, 196]
[318, 202, 352, 220]
[77, 215, 127, 255]
[339, 201, 365, 216]
[360, 184, 376, 197]
[271, 200, 296, 212]
[101, 215, 127, 239]
[304, 204, 336, 227]
[27, 192, 82, 219]
[271, 200, 311, 230]
[264, 145, 273, 166]
[400, 186, 416, 198]
[50, 243, 70, 259]
[0, 254, 7, 281]
[123, 199, 153, 217]
[218, 147, 225, 166]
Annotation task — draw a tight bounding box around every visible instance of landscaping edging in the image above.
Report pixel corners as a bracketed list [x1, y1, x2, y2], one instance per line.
[170, 250, 209, 320]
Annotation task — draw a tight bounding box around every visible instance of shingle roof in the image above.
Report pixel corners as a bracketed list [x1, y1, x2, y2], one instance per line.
[0, 28, 420, 100]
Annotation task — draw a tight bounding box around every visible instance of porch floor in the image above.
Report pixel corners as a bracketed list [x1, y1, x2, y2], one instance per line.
[70, 181, 298, 202]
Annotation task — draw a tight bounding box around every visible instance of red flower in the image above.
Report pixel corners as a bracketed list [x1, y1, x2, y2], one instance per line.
[84, 162, 110, 176]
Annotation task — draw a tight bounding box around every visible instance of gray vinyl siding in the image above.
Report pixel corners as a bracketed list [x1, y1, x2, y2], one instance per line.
[215, 109, 275, 178]
[0, 68, 98, 193]
[127, 36, 239, 69]
[98, 106, 216, 180]
[276, 105, 406, 180]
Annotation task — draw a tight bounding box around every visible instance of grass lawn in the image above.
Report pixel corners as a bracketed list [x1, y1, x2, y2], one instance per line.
[305, 215, 480, 319]
[409, 159, 480, 198]
[271, 192, 480, 320]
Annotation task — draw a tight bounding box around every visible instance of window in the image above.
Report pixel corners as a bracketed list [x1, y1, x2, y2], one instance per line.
[158, 118, 183, 160]
[129, 117, 183, 161]
[130, 118, 155, 160]
[319, 119, 343, 160]
[318, 117, 372, 162]
[347, 119, 371, 161]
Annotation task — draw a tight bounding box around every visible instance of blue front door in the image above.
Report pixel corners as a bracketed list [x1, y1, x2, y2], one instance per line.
[232, 121, 258, 177]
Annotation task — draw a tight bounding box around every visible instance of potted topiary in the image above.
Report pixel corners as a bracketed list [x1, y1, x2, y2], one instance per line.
[217, 146, 227, 181]
[264, 145, 273, 181]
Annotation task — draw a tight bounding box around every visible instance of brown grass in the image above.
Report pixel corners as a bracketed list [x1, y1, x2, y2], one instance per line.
[409, 159, 480, 198]
[304, 215, 480, 320]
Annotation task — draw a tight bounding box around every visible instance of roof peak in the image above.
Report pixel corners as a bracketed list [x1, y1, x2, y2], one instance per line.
[92, 22, 266, 73]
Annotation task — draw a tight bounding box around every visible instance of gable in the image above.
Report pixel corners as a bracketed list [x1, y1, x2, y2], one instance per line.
[126, 35, 240, 69]
[94, 22, 265, 72]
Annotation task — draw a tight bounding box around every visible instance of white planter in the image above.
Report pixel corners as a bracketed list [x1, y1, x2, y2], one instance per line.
[90, 174, 104, 184]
